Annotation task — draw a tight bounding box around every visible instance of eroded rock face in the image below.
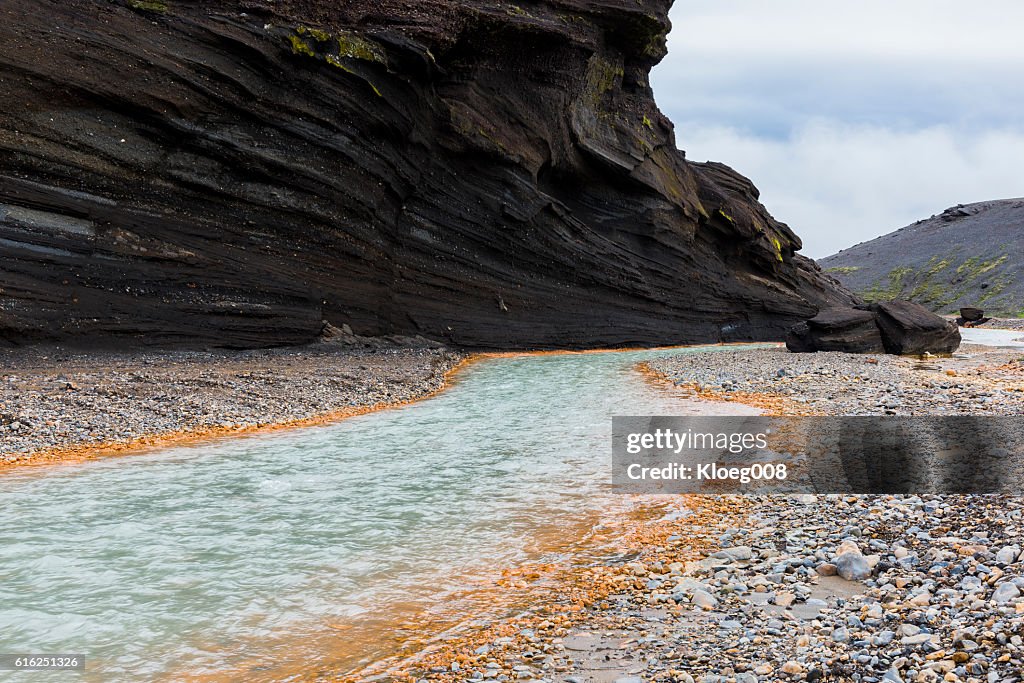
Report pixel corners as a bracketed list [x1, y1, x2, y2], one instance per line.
[787, 301, 961, 355]
[0, 0, 853, 349]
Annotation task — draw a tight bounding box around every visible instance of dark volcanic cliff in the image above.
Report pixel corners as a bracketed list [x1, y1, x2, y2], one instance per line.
[0, 0, 852, 349]
[821, 200, 1024, 317]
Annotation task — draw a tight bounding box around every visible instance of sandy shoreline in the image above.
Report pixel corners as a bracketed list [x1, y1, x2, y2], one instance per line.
[0, 339, 466, 469]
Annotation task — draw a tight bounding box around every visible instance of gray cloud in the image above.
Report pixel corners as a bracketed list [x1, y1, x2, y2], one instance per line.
[652, 0, 1024, 257]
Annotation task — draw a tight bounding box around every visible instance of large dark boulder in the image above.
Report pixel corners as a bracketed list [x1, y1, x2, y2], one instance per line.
[871, 301, 961, 355]
[787, 300, 961, 355]
[0, 0, 854, 349]
[785, 308, 885, 354]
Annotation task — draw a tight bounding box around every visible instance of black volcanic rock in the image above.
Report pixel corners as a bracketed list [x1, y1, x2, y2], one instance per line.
[786, 301, 960, 355]
[956, 307, 990, 327]
[785, 308, 885, 354]
[870, 301, 961, 356]
[960, 307, 985, 322]
[0, 0, 853, 349]
[820, 199, 1024, 318]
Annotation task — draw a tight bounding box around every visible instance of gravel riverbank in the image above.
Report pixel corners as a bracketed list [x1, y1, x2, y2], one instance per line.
[0, 339, 464, 466]
[385, 343, 1024, 683]
[969, 318, 1024, 333]
[645, 345, 1024, 417]
[383, 493, 1024, 683]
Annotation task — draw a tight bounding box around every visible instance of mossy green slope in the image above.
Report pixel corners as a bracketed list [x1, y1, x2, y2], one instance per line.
[820, 200, 1024, 318]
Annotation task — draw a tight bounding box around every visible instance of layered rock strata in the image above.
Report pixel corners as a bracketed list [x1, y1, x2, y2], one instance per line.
[0, 0, 852, 348]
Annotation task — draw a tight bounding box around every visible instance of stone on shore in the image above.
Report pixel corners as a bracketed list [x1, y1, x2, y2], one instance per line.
[871, 300, 962, 355]
[992, 582, 1021, 603]
[833, 543, 872, 581]
[954, 307, 987, 325]
[959, 306, 985, 322]
[785, 307, 885, 354]
[996, 545, 1021, 565]
[713, 546, 754, 562]
[786, 300, 961, 355]
[781, 661, 804, 675]
[690, 589, 719, 609]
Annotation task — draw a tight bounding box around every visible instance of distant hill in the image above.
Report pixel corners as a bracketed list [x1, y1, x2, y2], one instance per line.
[819, 199, 1024, 317]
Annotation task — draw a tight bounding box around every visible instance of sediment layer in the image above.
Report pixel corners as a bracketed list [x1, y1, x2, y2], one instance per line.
[0, 0, 852, 349]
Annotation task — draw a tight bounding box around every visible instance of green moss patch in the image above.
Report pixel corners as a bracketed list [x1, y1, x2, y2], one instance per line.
[129, 0, 168, 13]
[863, 266, 913, 302]
[284, 26, 387, 98]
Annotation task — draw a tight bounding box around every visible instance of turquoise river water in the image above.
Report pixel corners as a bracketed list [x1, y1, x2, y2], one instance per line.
[0, 345, 766, 681]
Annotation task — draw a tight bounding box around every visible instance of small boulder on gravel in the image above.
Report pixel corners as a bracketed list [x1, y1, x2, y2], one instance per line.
[690, 589, 719, 609]
[713, 546, 753, 562]
[871, 300, 961, 355]
[957, 306, 987, 325]
[996, 545, 1021, 565]
[833, 543, 872, 581]
[992, 582, 1021, 604]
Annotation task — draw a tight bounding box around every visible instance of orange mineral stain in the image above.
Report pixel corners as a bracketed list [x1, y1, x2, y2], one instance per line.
[635, 359, 825, 416]
[2, 342, 768, 473]
[0, 356, 476, 473]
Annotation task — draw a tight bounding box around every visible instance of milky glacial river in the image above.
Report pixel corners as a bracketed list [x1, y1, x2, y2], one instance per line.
[0, 344, 765, 681]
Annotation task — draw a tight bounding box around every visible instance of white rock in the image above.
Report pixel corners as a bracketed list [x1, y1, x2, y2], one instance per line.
[781, 661, 804, 675]
[996, 545, 1021, 565]
[835, 552, 872, 581]
[713, 546, 753, 561]
[909, 591, 932, 607]
[691, 589, 719, 609]
[992, 582, 1021, 604]
[836, 540, 863, 557]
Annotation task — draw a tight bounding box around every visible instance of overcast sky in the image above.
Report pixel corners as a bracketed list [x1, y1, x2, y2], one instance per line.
[651, 0, 1024, 258]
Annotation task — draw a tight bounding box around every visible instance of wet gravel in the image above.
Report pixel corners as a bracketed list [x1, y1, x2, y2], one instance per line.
[397, 494, 1024, 683]
[578, 495, 1024, 683]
